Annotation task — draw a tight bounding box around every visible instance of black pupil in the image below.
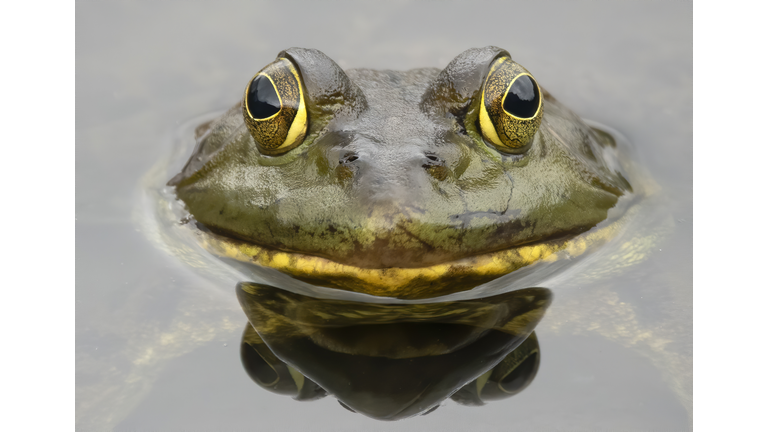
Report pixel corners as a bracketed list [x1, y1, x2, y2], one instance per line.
[247, 75, 280, 119]
[503, 75, 539, 118]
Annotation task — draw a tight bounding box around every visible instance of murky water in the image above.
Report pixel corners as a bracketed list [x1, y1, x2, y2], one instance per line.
[76, 1, 692, 430]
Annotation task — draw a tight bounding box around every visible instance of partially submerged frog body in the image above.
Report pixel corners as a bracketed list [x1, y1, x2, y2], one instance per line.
[170, 46, 633, 299]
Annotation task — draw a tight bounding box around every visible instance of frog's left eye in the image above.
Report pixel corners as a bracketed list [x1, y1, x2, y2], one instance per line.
[479, 57, 542, 153]
[243, 58, 308, 155]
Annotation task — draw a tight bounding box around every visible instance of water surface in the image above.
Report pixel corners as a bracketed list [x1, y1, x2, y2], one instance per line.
[76, 1, 692, 430]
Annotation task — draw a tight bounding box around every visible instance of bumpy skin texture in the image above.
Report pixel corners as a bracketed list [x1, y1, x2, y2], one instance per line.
[171, 47, 631, 269]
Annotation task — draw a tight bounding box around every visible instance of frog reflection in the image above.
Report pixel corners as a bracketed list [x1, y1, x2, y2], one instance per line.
[236, 283, 551, 420]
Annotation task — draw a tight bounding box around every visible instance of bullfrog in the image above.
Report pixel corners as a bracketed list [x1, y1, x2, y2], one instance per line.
[168, 46, 634, 300]
[126, 47, 688, 425]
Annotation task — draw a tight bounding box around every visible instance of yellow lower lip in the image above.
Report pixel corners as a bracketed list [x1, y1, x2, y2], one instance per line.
[198, 208, 628, 299]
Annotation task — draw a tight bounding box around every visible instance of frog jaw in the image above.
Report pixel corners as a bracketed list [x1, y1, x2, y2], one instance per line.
[196, 207, 631, 300]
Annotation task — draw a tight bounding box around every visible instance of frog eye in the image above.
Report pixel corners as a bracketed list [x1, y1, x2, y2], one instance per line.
[243, 58, 308, 155]
[479, 57, 542, 153]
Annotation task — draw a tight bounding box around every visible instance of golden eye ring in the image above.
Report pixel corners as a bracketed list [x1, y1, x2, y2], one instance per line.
[479, 57, 542, 153]
[243, 58, 308, 155]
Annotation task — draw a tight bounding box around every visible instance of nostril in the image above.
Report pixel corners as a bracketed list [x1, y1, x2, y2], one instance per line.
[340, 152, 359, 164]
[422, 152, 449, 181]
[422, 152, 444, 167]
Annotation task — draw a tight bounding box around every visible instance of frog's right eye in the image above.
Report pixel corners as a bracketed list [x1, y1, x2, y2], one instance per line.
[243, 58, 308, 155]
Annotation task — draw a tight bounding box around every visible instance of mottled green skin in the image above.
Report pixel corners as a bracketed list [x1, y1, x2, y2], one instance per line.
[172, 47, 630, 269]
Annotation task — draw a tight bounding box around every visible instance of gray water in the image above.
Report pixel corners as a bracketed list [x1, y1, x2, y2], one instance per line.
[76, 1, 692, 430]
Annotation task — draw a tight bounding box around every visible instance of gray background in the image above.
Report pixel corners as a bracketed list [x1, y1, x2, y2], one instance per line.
[76, 1, 692, 430]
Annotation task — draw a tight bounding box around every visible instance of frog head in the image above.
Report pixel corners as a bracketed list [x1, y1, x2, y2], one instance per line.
[170, 47, 631, 298]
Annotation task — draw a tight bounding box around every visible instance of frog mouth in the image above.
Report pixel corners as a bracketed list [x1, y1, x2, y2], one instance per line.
[194, 210, 631, 300]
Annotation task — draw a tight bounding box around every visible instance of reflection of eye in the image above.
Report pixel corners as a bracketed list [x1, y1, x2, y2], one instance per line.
[243, 58, 308, 155]
[479, 57, 542, 153]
